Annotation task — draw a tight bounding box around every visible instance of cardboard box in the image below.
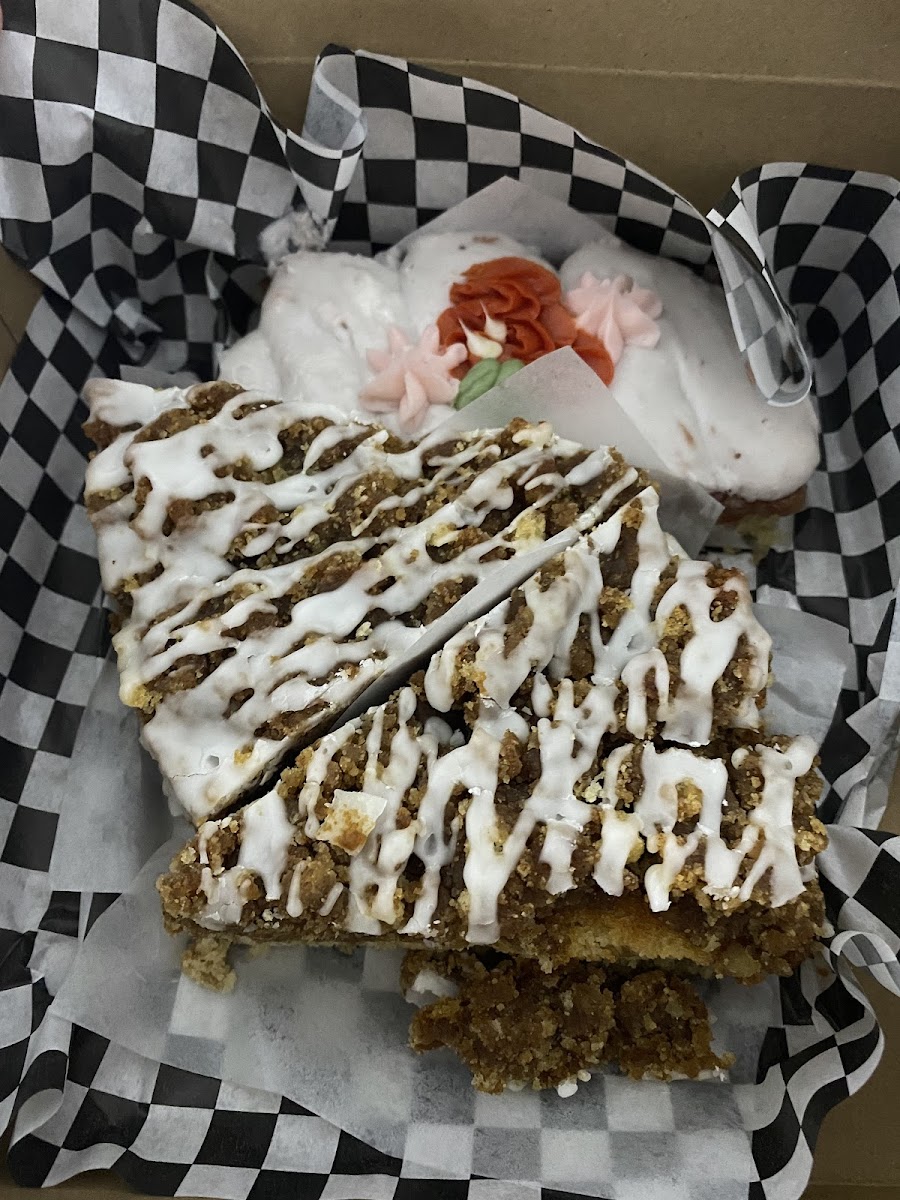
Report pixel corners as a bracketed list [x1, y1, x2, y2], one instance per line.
[1, 1, 898, 1195]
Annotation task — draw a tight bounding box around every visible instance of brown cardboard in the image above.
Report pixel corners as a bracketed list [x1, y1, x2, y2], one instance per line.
[202, 0, 900, 79]
[0, 251, 37, 349]
[0, 0, 899, 1193]
[201, 0, 900, 212]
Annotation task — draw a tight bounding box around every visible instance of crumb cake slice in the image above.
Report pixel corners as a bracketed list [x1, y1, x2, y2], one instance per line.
[158, 680, 825, 983]
[84, 378, 644, 823]
[159, 489, 825, 987]
[426, 486, 772, 746]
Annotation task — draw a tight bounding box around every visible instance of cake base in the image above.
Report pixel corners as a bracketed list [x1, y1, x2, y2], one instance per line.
[715, 484, 807, 524]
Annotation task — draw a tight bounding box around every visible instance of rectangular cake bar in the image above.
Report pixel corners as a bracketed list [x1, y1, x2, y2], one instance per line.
[158, 678, 824, 984]
[158, 489, 823, 988]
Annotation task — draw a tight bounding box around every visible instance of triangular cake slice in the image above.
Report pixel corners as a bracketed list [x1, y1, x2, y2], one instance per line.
[159, 487, 826, 985]
[84, 379, 645, 823]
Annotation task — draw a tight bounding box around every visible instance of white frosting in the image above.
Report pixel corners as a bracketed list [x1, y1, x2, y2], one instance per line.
[219, 227, 818, 497]
[86, 380, 631, 824]
[559, 233, 820, 501]
[219, 252, 407, 427]
[218, 232, 546, 438]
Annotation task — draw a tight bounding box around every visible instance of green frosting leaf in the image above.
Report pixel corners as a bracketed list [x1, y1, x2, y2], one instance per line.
[496, 358, 525, 382]
[454, 357, 526, 409]
[454, 358, 501, 409]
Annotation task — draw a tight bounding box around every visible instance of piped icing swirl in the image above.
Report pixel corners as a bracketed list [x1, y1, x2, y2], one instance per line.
[358, 324, 467, 431]
[564, 272, 662, 364]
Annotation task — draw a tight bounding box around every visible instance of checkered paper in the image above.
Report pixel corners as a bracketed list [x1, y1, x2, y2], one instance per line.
[0, 2, 899, 1198]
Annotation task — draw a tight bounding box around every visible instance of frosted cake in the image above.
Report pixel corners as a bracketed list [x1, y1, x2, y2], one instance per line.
[218, 230, 820, 518]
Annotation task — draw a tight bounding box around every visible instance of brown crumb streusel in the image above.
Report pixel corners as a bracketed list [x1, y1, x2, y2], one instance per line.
[401, 951, 731, 1092]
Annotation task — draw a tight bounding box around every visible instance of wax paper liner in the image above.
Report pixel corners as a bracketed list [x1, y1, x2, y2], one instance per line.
[0, 3, 899, 1198]
[34, 598, 845, 1200]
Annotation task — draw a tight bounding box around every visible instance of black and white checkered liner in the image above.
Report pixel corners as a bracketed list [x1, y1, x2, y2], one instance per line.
[0, 2, 898, 1197]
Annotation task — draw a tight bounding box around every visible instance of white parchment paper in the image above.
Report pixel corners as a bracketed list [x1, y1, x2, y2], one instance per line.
[379, 176, 608, 268]
[48, 600, 848, 1193]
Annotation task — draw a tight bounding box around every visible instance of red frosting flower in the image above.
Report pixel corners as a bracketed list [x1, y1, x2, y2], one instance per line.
[436, 257, 614, 384]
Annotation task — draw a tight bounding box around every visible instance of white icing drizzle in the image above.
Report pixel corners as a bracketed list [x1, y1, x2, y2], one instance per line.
[191, 713, 816, 936]
[345, 690, 427, 928]
[595, 739, 815, 912]
[86, 379, 633, 823]
[298, 723, 359, 838]
[318, 882, 345, 916]
[655, 560, 771, 745]
[285, 862, 304, 918]
[621, 649, 669, 738]
[593, 806, 642, 897]
[731, 737, 817, 907]
[197, 821, 217, 866]
[237, 789, 295, 900]
[424, 486, 770, 748]
[198, 867, 250, 930]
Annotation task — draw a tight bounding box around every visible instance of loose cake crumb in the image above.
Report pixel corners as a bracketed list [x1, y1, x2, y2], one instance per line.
[181, 933, 236, 992]
[402, 951, 731, 1092]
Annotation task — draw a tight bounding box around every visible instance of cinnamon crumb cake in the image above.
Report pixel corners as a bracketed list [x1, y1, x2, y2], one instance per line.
[150, 482, 828, 1092]
[84, 378, 643, 823]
